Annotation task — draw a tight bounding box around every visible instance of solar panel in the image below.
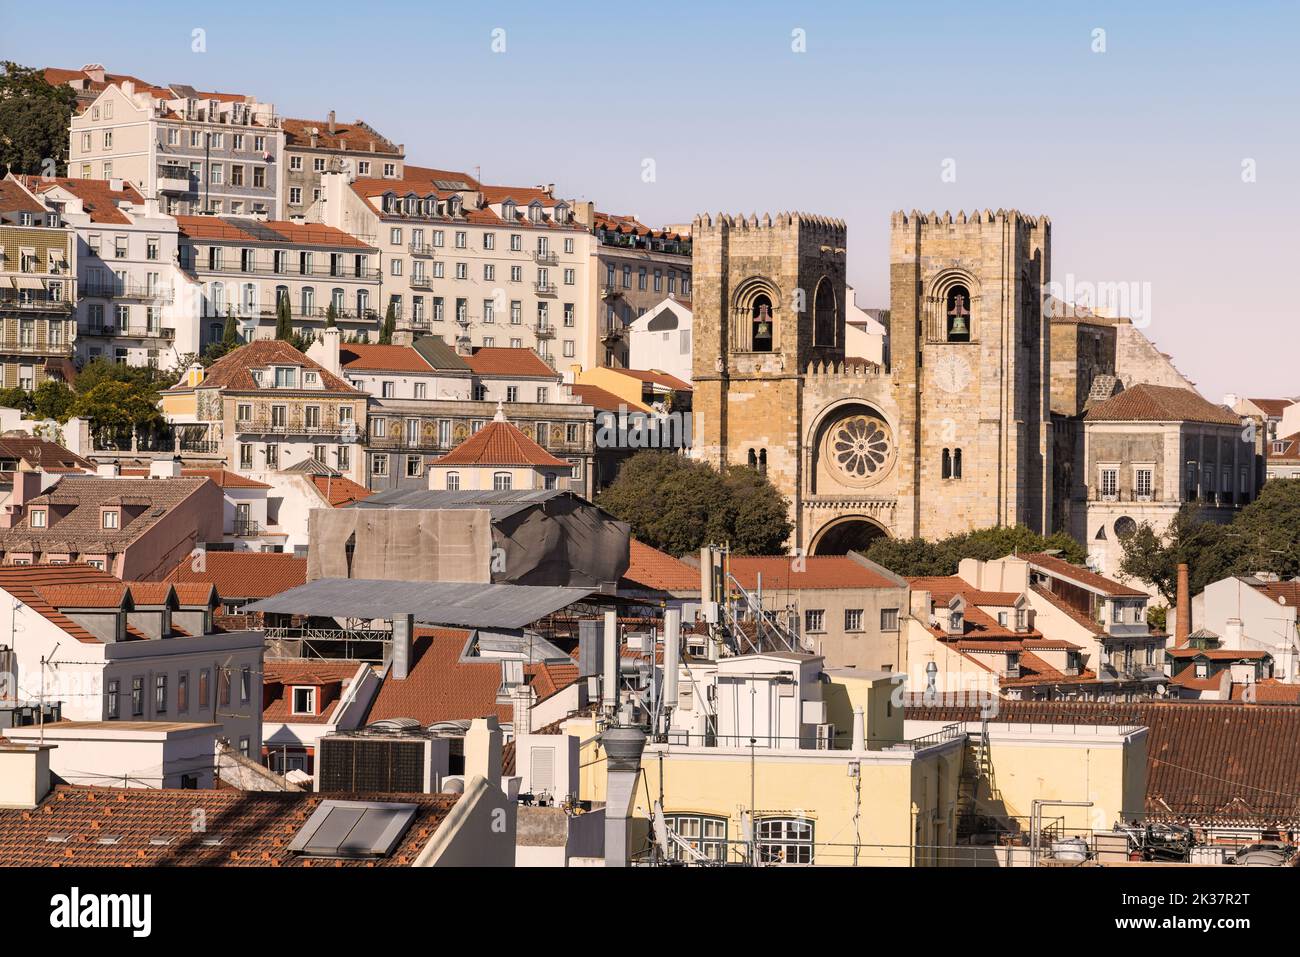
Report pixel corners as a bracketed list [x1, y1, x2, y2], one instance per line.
[289, 800, 418, 859]
[433, 179, 470, 191]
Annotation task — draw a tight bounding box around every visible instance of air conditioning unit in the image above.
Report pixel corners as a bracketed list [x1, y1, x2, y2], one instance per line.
[317, 731, 448, 794]
[814, 723, 836, 750]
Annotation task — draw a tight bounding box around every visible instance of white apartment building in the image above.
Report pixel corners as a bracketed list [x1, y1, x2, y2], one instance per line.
[67, 78, 285, 217]
[20, 176, 198, 368]
[627, 295, 693, 384]
[176, 216, 380, 348]
[320, 167, 598, 364]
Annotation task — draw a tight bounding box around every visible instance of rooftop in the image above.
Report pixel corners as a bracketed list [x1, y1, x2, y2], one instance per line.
[621, 539, 700, 593]
[1085, 383, 1240, 426]
[727, 555, 900, 591]
[432, 418, 570, 469]
[176, 216, 374, 250]
[339, 343, 435, 374]
[166, 551, 306, 600]
[461, 347, 557, 379]
[1022, 552, 1148, 598]
[171, 339, 362, 394]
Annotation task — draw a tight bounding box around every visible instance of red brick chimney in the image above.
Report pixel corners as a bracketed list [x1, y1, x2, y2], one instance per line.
[1175, 562, 1190, 646]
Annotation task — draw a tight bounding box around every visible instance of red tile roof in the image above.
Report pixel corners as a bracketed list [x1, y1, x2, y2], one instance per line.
[166, 552, 305, 600]
[461, 347, 557, 379]
[906, 698, 1300, 826]
[1267, 433, 1300, 464]
[0, 565, 148, 643]
[567, 383, 632, 413]
[1231, 680, 1300, 705]
[171, 582, 217, 607]
[0, 436, 94, 473]
[127, 581, 174, 605]
[119, 467, 270, 489]
[21, 176, 146, 225]
[1085, 383, 1240, 426]
[1251, 580, 1300, 606]
[1030, 583, 1105, 635]
[1022, 552, 1148, 598]
[175, 216, 374, 250]
[0, 179, 45, 216]
[908, 576, 1023, 607]
[0, 785, 457, 866]
[367, 628, 502, 725]
[593, 212, 689, 243]
[282, 117, 401, 156]
[36, 582, 129, 609]
[339, 344, 435, 374]
[621, 539, 700, 593]
[173, 339, 362, 394]
[1165, 647, 1270, 661]
[433, 419, 571, 468]
[311, 474, 374, 507]
[263, 659, 369, 725]
[1248, 398, 1294, 417]
[727, 556, 899, 591]
[604, 367, 693, 393]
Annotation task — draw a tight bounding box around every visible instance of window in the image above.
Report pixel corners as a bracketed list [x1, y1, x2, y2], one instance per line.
[219, 669, 232, 707]
[506, 386, 518, 403]
[804, 609, 825, 633]
[291, 156, 305, 172]
[102, 510, 119, 530]
[945, 285, 972, 341]
[664, 814, 728, 862]
[131, 677, 144, 716]
[756, 818, 814, 865]
[106, 679, 119, 719]
[178, 672, 189, 713]
[292, 686, 316, 715]
[29, 509, 46, 528]
[844, 609, 864, 632]
[1135, 467, 1153, 500]
[239, 444, 254, 469]
[493, 471, 513, 491]
[406, 455, 422, 477]
[446, 471, 460, 490]
[880, 607, 900, 631]
[371, 454, 389, 477]
[199, 669, 210, 708]
[1100, 466, 1118, 499]
[155, 674, 167, 713]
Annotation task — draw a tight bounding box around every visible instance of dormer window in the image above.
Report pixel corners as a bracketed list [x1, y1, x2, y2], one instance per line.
[273, 366, 298, 388]
[502, 200, 515, 221]
[448, 196, 462, 217]
[1195, 661, 1209, 679]
[304, 370, 318, 387]
[102, 509, 120, 530]
[291, 686, 317, 715]
[29, 508, 47, 528]
[528, 203, 542, 223]
[382, 192, 396, 213]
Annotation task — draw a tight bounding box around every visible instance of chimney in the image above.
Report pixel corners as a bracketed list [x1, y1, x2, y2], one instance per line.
[149, 455, 183, 479]
[601, 727, 646, 867]
[1225, 617, 1243, 647]
[185, 361, 205, 388]
[578, 618, 603, 701]
[0, 740, 55, 810]
[318, 326, 342, 375]
[662, 608, 680, 710]
[327, 110, 336, 135]
[464, 716, 502, 789]
[11, 467, 43, 508]
[1175, 563, 1191, 646]
[601, 610, 618, 713]
[390, 614, 413, 680]
[511, 683, 534, 735]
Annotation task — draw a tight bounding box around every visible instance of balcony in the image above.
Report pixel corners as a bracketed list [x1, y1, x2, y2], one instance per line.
[156, 166, 195, 193]
[409, 276, 432, 290]
[79, 282, 174, 303]
[533, 250, 558, 266]
[0, 291, 73, 313]
[255, 306, 380, 323]
[409, 241, 436, 257]
[239, 416, 364, 440]
[601, 284, 623, 300]
[232, 518, 264, 537]
[84, 324, 175, 340]
[195, 261, 381, 281]
[534, 282, 557, 297]
[533, 323, 555, 340]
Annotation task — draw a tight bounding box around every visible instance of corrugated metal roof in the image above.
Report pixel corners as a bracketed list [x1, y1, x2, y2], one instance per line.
[244, 578, 593, 629]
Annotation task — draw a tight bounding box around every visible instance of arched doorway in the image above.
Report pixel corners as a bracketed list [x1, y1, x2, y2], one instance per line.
[811, 517, 889, 556]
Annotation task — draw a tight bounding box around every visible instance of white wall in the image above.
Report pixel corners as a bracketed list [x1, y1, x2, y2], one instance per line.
[4, 723, 219, 789]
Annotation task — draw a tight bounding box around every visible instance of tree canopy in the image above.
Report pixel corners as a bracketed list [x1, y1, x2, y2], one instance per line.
[0, 62, 75, 177]
[596, 451, 793, 557]
[864, 524, 1087, 578]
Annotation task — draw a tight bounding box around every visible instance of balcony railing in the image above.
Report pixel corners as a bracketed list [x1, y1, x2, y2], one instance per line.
[190, 261, 381, 280]
[409, 241, 436, 257]
[409, 276, 432, 289]
[232, 518, 264, 537]
[238, 416, 364, 439]
[84, 325, 175, 340]
[252, 306, 380, 323]
[79, 282, 174, 303]
[156, 166, 196, 192]
[534, 323, 555, 339]
[533, 250, 558, 266]
[0, 292, 73, 313]
[534, 282, 557, 297]
[0, 339, 73, 356]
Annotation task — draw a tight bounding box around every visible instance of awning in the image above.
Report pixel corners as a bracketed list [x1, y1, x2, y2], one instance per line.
[13, 275, 44, 291]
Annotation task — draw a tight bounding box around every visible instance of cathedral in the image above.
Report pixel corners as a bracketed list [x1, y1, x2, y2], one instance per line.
[690, 208, 1054, 554]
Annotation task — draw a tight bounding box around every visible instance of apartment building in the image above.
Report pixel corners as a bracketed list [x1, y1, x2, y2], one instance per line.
[0, 564, 263, 759]
[581, 209, 691, 370]
[1082, 384, 1255, 586]
[161, 340, 369, 484]
[321, 167, 597, 362]
[282, 113, 403, 221]
[66, 77, 285, 216]
[0, 180, 77, 390]
[18, 176, 195, 368]
[177, 215, 380, 347]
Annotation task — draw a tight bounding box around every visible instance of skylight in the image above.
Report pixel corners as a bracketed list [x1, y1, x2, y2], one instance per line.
[287, 800, 418, 859]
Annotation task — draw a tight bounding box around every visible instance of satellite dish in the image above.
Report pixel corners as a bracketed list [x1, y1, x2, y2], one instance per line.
[1156, 684, 1167, 696]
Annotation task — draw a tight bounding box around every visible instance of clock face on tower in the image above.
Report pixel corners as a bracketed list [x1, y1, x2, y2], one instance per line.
[933, 351, 973, 394]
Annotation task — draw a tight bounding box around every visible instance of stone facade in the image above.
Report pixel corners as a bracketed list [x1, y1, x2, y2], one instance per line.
[691, 209, 1052, 554]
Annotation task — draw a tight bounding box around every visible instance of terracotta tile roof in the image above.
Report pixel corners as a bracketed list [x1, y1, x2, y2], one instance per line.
[528, 661, 580, 703]
[166, 552, 305, 600]
[36, 582, 129, 609]
[1000, 651, 1097, 688]
[932, 604, 1044, 641]
[1022, 552, 1149, 598]
[263, 659, 369, 725]
[0, 475, 214, 555]
[339, 344, 435, 374]
[593, 212, 689, 243]
[907, 576, 1023, 607]
[0, 436, 94, 473]
[172, 339, 362, 394]
[603, 367, 693, 392]
[621, 539, 700, 593]
[1267, 433, 1300, 464]
[351, 166, 479, 202]
[0, 565, 145, 643]
[1085, 383, 1240, 426]
[21, 176, 145, 225]
[1165, 647, 1270, 661]
[119, 467, 271, 489]
[906, 698, 1300, 825]
[1231, 680, 1300, 705]
[0, 179, 45, 216]
[282, 117, 401, 155]
[1248, 398, 1294, 417]
[367, 628, 505, 725]
[433, 420, 571, 468]
[171, 582, 217, 606]
[127, 581, 174, 605]
[1251, 580, 1300, 606]
[567, 383, 639, 413]
[175, 216, 374, 250]
[311, 473, 374, 507]
[461, 347, 557, 379]
[0, 785, 457, 866]
[727, 556, 899, 592]
[1168, 664, 1229, 693]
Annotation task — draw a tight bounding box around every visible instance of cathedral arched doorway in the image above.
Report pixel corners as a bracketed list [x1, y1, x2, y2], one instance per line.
[810, 516, 889, 556]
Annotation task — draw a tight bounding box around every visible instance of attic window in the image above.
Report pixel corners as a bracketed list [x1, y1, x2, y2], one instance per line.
[29, 509, 47, 528]
[292, 686, 317, 715]
[102, 509, 120, 530]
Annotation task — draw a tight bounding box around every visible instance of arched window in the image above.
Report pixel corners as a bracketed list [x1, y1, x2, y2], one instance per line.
[813, 278, 836, 347]
[751, 294, 774, 352]
[747, 448, 757, 469]
[275, 285, 289, 307]
[953, 448, 963, 479]
[331, 288, 345, 313]
[301, 286, 315, 316]
[945, 284, 972, 342]
[446, 472, 460, 491]
[210, 281, 225, 316]
[941, 448, 952, 480]
[493, 471, 512, 491]
[758, 449, 767, 475]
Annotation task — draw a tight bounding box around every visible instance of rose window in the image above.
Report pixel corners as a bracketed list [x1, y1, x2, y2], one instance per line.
[829, 415, 892, 480]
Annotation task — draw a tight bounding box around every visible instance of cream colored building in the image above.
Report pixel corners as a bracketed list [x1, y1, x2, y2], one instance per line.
[67, 78, 285, 217]
[425, 408, 577, 493]
[320, 168, 598, 364]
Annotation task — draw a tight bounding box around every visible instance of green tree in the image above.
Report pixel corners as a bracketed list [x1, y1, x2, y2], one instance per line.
[864, 524, 1087, 578]
[71, 379, 163, 445]
[31, 378, 75, 421]
[324, 302, 338, 328]
[0, 62, 76, 177]
[0, 386, 34, 414]
[379, 302, 396, 344]
[275, 294, 293, 341]
[596, 451, 791, 556]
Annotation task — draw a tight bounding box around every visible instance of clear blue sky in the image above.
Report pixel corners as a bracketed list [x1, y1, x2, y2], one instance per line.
[3, 0, 1297, 401]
